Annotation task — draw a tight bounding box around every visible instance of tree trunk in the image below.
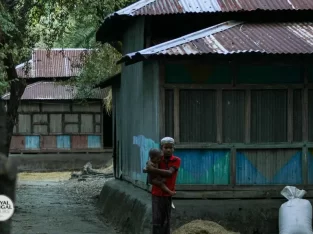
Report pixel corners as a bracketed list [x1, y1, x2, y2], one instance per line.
[0, 100, 17, 234]
[0, 52, 25, 234]
[3, 53, 26, 156]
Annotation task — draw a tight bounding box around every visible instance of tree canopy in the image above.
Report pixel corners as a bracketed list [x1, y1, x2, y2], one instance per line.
[0, 0, 136, 155]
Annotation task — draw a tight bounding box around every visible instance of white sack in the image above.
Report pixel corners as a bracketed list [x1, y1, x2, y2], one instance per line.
[279, 186, 313, 234]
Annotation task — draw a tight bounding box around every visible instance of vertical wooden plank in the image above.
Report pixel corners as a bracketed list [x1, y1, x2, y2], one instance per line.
[216, 89, 222, 143]
[62, 114, 65, 135]
[112, 95, 116, 177]
[288, 88, 293, 143]
[302, 68, 309, 142]
[245, 89, 251, 143]
[93, 113, 96, 133]
[30, 113, 33, 134]
[173, 87, 180, 142]
[78, 113, 82, 133]
[159, 61, 165, 139]
[231, 147, 236, 186]
[302, 145, 308, 185]
[47, 113, 50, 134]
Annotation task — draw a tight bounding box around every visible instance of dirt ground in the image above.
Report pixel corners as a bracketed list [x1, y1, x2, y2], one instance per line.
[12, 171, 118, 234]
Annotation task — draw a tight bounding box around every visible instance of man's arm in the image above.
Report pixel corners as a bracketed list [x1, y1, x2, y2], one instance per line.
[146, 167, 176, 178]
[146, 158, 181, 177]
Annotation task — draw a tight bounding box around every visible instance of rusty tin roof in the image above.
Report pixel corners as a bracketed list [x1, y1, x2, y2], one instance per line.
[16, 49, 91, 78]
[111, 0, 313, 16]
[120, 21, 313, 62]
[2, 82, 106, 100]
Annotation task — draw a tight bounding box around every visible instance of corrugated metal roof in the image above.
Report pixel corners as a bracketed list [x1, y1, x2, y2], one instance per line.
[121, 21, 313, 62]
[16, 48, 91, 78]
[109, 0, 313, 17]
[2, 82, 106, 100]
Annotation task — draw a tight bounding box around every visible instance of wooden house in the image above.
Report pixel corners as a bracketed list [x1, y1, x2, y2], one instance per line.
[2, 49, 112, 170]
[3, 81, 111, 152]
[96, 0, 313, 198]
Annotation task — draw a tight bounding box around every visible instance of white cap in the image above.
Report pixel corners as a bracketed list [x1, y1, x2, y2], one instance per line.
[160, 137, 175, 145]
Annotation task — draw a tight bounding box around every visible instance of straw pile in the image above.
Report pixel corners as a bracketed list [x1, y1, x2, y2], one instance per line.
[173, 220, 240, 234]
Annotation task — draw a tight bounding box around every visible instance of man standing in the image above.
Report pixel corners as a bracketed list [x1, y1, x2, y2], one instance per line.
[145, 137, 181, 234]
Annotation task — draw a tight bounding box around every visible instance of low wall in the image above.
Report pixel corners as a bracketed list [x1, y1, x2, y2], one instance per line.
[98, 179, 152, 234]
[10, 151, 112, 172]
[98, 179, 291, 234]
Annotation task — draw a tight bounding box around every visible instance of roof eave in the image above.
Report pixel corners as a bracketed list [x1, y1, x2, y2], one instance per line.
[95, 73, 121, 88]
[96, 15, 132, 43]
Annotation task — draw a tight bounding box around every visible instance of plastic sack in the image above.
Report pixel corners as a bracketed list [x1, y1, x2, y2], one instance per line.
[279, 186, 313, 234]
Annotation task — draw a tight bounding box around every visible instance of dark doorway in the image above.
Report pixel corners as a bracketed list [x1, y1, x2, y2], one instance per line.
[102, 111, 112, 148]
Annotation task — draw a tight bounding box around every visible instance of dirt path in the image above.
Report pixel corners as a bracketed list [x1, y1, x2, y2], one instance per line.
[12, 174, 117, 234]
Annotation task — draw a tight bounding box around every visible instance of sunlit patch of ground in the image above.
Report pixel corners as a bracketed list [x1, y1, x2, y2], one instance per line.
[18, 171, 72, 181]
[17, 162, 114, 182]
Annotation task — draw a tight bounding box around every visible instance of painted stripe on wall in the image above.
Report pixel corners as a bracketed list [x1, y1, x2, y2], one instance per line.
[175, 150, 230, 185]
[25, 136, 40, 149]
[236, 150, 302, 185]
[56, 135, 71, 149]
[87, 135, 101, 148]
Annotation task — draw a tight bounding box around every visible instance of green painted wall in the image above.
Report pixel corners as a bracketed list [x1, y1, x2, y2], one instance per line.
[165, 63, 303, 84]
[237, 64, 302, 84]
[165, 63, 232, 84]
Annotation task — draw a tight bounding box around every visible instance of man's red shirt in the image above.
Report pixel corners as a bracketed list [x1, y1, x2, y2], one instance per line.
[151, 155, 181, 197]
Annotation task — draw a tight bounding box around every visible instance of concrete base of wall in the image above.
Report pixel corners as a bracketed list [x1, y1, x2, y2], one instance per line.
[98, 179, 292, 234]
[10, 152, 112, 172]
[98, 179, 152, 234]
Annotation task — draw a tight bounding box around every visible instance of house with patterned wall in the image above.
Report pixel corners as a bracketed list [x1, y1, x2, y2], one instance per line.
[2, 49, 113, 170]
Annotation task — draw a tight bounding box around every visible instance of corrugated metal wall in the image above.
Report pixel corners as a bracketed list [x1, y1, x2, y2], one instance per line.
[180, 90, 216, 142]
[114, 17, 160, 182]
[223, 90, 245, 143]
[251, 90, 288, 143]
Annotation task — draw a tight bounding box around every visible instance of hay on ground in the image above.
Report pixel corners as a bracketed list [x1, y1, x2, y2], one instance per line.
[173, 220, 240, 234]
[18, 172, 71, 181]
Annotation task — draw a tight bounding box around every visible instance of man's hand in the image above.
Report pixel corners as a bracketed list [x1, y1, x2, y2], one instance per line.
[143, 168, 148, 173]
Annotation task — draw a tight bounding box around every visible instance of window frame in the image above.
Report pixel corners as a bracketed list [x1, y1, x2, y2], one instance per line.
[163, 84, 310, 147]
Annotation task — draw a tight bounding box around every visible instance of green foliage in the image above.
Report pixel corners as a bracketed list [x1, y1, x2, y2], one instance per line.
[0, 0, 136, 106]
[52, 0, 137, 112]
